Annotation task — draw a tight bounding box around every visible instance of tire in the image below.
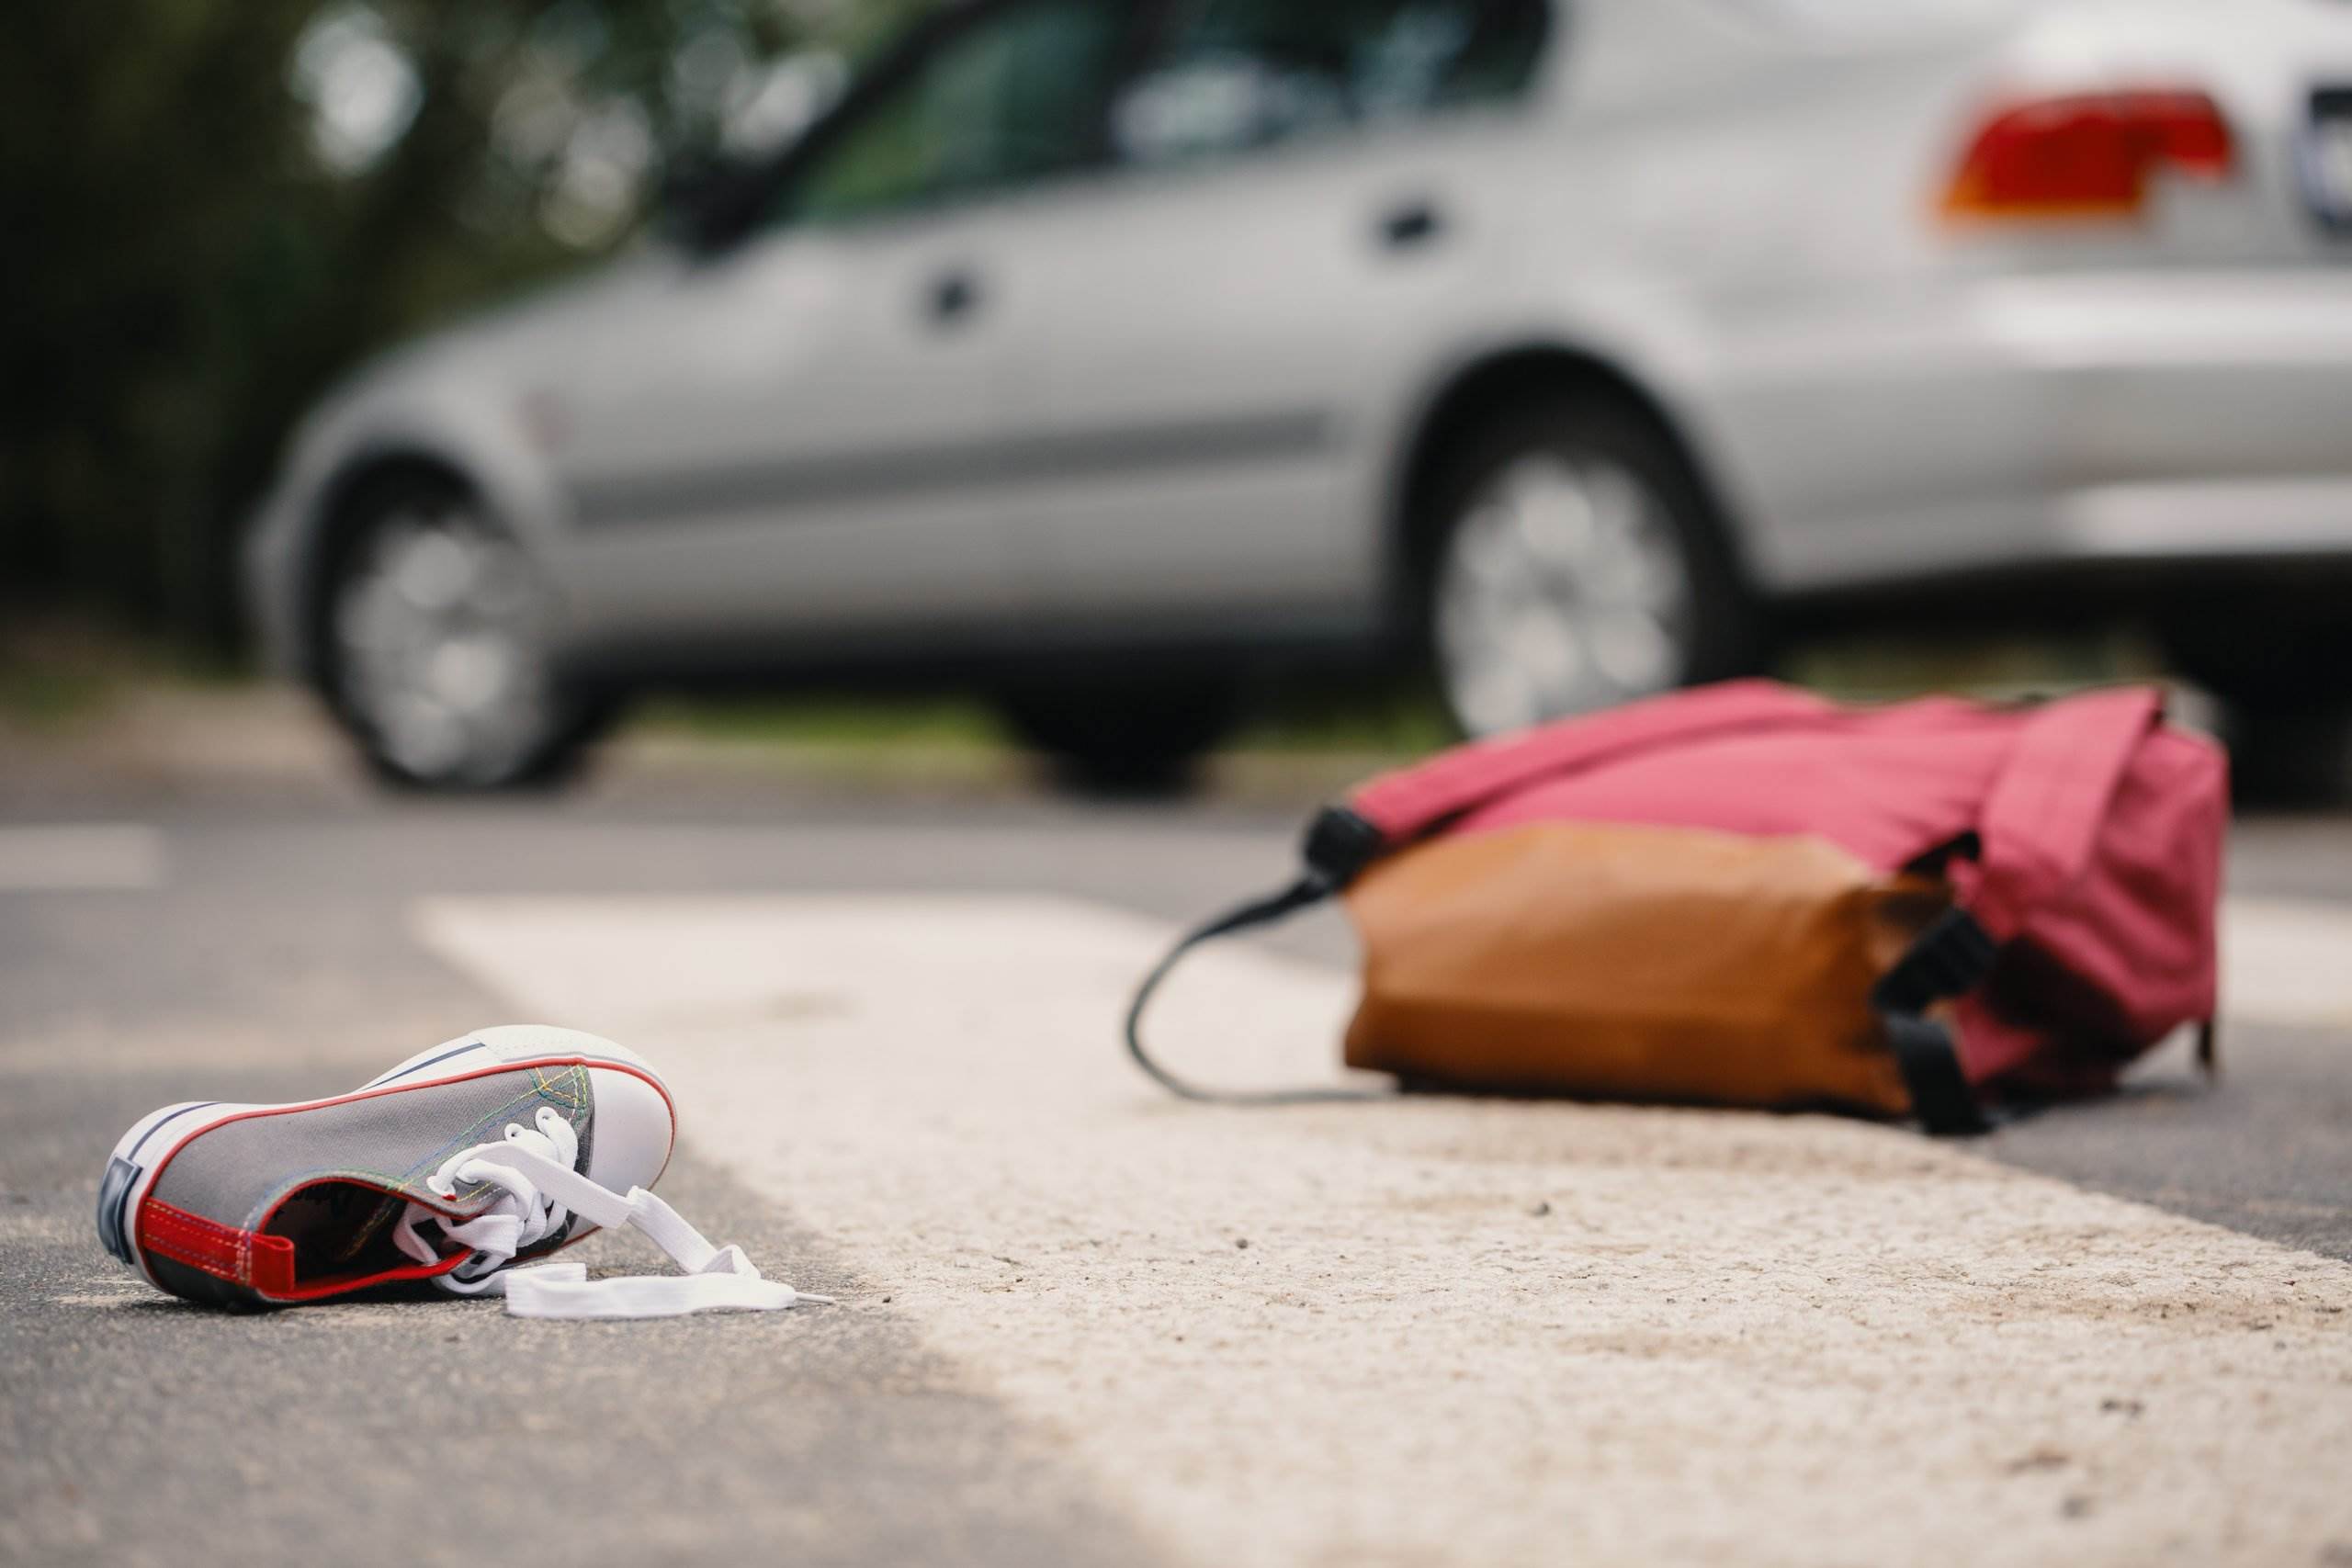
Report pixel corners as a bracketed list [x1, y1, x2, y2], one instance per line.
[311, 470, 616, 792]
[1415, 392, 1758, 738]
[997, 677, 1238, 795]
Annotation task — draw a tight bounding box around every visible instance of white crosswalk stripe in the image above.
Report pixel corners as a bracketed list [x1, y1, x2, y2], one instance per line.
[2224, 896, 2352, 1029]
[415, 893, 2352, 1568]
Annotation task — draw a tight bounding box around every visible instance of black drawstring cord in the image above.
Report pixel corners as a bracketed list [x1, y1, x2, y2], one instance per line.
[1124, 807, 1394, 1105]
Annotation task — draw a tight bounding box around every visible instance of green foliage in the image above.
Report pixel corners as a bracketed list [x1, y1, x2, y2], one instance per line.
[0, 0, 932, 651]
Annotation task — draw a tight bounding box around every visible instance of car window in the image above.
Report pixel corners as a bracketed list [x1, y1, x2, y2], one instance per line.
[783, 0, 1132, 226]
[1111, 0, 1550, 168]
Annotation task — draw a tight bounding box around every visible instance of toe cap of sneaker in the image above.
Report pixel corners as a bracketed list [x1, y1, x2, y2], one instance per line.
[584, 1061, 675, 1194]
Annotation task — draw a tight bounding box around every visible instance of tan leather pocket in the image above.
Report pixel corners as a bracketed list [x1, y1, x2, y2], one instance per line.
[1341, 821, 1946, 1115]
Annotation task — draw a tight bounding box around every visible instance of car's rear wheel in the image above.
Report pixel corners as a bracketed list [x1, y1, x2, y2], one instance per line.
[997, 677, 1238, 794]
[315, 473, 614, 791]
[1419, 393, 1758, 737]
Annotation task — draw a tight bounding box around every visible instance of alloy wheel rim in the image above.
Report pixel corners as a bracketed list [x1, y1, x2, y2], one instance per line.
[1433, 454, 1697, 737]
[332, 503, 560, 784]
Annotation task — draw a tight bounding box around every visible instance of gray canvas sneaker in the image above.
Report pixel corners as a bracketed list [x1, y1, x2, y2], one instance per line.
[96, 1024, 821, 1316]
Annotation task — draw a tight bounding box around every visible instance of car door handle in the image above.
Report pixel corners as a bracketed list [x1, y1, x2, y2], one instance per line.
[926, 268, 983, 327]
[1376, 200, 1447, 252]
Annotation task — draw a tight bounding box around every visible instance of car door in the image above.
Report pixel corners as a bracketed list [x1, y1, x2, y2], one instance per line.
[552, 0, 1139, 658]
[989, 0, 1554, 633]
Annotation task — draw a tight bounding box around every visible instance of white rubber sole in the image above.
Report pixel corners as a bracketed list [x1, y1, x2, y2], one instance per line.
[99, 1025, 673, 1292]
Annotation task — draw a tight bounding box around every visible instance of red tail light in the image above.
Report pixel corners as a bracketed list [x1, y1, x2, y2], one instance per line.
[1942, 89, 2235, 222]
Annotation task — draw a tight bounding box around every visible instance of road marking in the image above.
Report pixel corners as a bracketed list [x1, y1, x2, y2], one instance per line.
[0, 825, 163, 891]
[2223, 897, 2352, 1029]
[416, 893, 2352, 1568]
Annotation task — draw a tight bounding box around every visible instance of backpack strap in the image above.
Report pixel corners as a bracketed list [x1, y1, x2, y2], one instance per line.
[1870, 908, 1999, 1134]
[1346, 679, 1839, 845]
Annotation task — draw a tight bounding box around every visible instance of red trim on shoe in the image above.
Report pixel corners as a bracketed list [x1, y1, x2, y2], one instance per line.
[249, 1174, 608, 1302]
[137, 1198, 299, 1296]
[137, 1190, 478, 1301]
[254, 1177, 478, 1301]
[263, 1249, 472, 1302]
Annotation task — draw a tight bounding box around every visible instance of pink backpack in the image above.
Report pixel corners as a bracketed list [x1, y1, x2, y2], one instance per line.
[1128, 681, 2227, 1133]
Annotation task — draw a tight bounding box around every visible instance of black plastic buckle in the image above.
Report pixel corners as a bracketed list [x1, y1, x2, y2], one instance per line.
[1871, 907, 1998, 1015]
[1300, 806, 1387, 891]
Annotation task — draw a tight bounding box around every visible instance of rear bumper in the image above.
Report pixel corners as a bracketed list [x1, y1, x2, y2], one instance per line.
[1708, 270, 2352, 592]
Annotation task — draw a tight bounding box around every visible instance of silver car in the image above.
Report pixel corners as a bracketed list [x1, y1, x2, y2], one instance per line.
[247, 0, 2352, 788]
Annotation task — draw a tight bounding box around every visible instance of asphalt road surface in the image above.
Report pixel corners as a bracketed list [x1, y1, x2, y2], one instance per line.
[4, 779, 2349, 1566]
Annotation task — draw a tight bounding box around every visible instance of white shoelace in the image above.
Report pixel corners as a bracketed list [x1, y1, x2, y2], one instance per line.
[390, 1106, 831, 1319]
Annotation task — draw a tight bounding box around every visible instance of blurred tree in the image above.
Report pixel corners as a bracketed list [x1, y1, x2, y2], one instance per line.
[0, 0, 930, 651]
